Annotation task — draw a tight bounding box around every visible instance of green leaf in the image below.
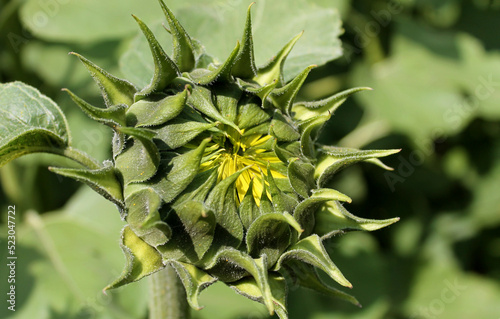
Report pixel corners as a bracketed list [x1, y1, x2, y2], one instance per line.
[0, 188, 149, 319]
[315, 147, 400, 187]
[275, 234, 352, 288]
[18, 1, 199, 42]
[230, 273, 288, 319]
[70, 52, 137, 107]
[0, 82, 70, 167]
[269, 65, 315, 114]
[158, 201, 215, 263]
[188, 86, 240, 132]
[158, 0, 196, 72]
[294, 188, 352, 238]
[292, 87, 371, 122]
[287, 158, 316, 198]
[106, 226, 164, 290]
[63, 88, 127, 127]
[151, 138, 209, 203]
[124, 186, 171, 247]
[132, 15, 180, 99]
[169, 261, 217, 310]
[351, 19, 500, 146]
[314, 201, 400, 239]
[49, 163, 125, 215]
[231, 3, 257, 79]
[126, 89, 187, 127]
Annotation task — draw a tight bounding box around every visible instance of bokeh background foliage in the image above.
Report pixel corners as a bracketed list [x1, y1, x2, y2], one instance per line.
[1, 0, 499, 318]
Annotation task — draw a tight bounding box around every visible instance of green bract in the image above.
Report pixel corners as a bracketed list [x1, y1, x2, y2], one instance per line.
[13, 1, 400, 317]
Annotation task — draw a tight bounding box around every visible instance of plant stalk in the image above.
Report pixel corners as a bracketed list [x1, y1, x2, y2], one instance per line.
[149, 265, 190, 319]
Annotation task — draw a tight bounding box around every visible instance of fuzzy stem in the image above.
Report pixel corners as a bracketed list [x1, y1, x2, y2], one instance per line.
[61, 147, 101, 169]
[149, 265, 190, 319]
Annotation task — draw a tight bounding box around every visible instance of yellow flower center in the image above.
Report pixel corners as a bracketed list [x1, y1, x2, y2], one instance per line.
[200, 128, 285, 205]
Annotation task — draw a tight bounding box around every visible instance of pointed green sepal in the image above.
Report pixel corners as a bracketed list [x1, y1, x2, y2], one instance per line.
[126, 89, 187, 127]
[158, 200, 216, 262]
[287, 158, 315, 198]
[254, 32, 303, 87]
[49, 163, 125, 214]
[158, 0, 196, 72]
[104, 226, 164, 290]
[270, 110, 300, 142]
[315, 147, 401, 187]
[236, 96, 271, 129]
[275, 234, 352, 288]
[231, 3, 257, 79]
[273, 141, 301, 163]
[206, 250, 275, 315]
[230, 273, 288, 319]
[151, 138, 210, 203]
[269, 65, 315, 115]
[266, 164, 298, 213]
[246, 212, 303, 266]
[69, 52, 137, 107]
[125, 186, 171, 247]
[292, 87, 371, 122]
[299, 115, 330, 158]
[315, 200, 400, 239]
[155, 113, 217, 149]
[236, 78, 278, 107]
[294, 188, 352, 238]
[114, 128, 160, 184]
[239, 179, 261, 229]
[213, 84, 242, 123]
[188, 86, 241, 133]
[190, 42, 241, 85]
[205, 167, 248, 249]
[169, 261, 217, 310]
[63, 88, 127, 127]
[286, 261, 361, 307]
[173, 168, 218, 207]
[132, 15, 180, 100]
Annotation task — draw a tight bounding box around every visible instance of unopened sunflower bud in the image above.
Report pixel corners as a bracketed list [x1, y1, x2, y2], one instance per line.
[57, 1, 400, 317]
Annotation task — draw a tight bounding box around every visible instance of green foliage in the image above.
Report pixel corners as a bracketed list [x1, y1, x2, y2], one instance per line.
[0, 82, 70, 166]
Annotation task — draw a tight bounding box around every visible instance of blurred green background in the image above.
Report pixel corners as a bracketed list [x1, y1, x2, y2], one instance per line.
[1, 0, 499, 318]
